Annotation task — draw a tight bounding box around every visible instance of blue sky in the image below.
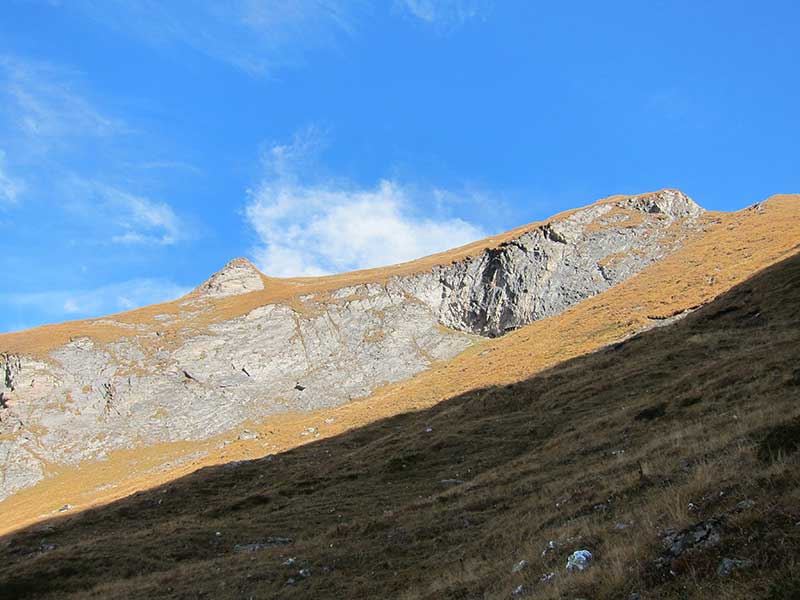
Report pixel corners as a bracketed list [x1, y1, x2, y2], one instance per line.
[0, 1, 798, 332]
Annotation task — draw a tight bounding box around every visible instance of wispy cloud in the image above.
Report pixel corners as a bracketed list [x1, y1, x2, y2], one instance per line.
[0, 54, 193, 330]
[63, 179, 191, 246]
[1, 278, 190, 331]
[54, 0, 364, 77]
[41, 1, 492, 74]
[0, 150, 24, 205]
[0, 54, 192, 244]
[104, 187, 187, 246]
[245, 128, 485, 277]
[0, 55, 123, 148]
[399, 0, 491, 28]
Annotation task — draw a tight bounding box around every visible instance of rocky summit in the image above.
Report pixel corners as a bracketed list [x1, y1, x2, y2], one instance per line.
[0, 190, 705, 503]
[194, 257, 266, 298]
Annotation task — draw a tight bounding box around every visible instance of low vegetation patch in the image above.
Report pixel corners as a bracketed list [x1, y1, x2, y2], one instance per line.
[757, 416, 800, 462]
[635, 402, 667, 421]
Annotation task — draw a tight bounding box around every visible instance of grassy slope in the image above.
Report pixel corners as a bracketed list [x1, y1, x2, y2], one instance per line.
[1, 195, 798, 536]
[0, 205, 799, 598]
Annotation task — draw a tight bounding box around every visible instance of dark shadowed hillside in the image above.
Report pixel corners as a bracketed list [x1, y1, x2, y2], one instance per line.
[1, 252, 799, 598]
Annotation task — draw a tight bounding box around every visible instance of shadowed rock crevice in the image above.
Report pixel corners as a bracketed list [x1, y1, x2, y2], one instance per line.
[402, 189, 705, 337]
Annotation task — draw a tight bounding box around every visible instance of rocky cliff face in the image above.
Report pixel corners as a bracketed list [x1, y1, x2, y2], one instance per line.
[399, 189, 704, 336]
[0, 190, 704, 501]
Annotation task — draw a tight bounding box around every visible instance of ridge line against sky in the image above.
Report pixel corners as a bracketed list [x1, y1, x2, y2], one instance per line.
[0, 0, 798, 332]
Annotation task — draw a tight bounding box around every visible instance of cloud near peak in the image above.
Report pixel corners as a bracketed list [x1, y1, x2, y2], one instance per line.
[246, 178, 483, 277]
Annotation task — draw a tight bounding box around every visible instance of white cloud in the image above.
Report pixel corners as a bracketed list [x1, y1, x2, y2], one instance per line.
[0, 56, 192, 243]
[66, 181, 189, 246]
[0, 150, 24, 204]
[0, 56, 123, 145]
[55, 1, 363, 77]
[399, 0, 491, 27]
[244, 130, 485, 277]
[1, 278, 190, 330]
[57, 177, 190, 246]
[102, 186, 187, 246]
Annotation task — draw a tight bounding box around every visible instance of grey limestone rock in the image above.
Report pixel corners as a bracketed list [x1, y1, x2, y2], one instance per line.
[397, 189, 704, 337]
[194, 257, 265, 298]
[717, 557, 754, 577]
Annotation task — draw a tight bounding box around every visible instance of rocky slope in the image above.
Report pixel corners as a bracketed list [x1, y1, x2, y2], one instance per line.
[0, 190, 705, 502]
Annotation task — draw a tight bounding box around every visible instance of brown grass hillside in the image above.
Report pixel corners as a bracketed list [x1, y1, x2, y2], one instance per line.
[1, 215, 799, 599]
[1, 195, 798, 537]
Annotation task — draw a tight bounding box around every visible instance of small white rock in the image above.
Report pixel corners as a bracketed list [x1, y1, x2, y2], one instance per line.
[511, 559, 529, 573]
[566, 549, 593, 573]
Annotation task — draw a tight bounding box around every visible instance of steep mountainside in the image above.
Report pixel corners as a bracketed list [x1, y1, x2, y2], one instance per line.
[0, 190, 705, 502]
[1, 204, 799, 599]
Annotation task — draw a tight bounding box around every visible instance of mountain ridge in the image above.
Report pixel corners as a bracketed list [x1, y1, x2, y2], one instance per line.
[0, 190, 798, 536]
[0, 188, 699, 353]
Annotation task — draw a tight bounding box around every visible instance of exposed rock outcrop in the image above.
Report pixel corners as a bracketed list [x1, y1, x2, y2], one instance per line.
[402, 189, 704, 336]
[0, 190, 705, 500]
[195, 258, 265, 298]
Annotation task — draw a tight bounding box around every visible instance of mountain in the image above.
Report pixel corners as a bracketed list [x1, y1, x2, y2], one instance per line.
[0, 192, 798, 599]
[0, 189, 705, 508]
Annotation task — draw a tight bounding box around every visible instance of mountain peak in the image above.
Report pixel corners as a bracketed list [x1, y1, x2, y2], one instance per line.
[622, 189, 704, 218]
[195, 257, 264, 299]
